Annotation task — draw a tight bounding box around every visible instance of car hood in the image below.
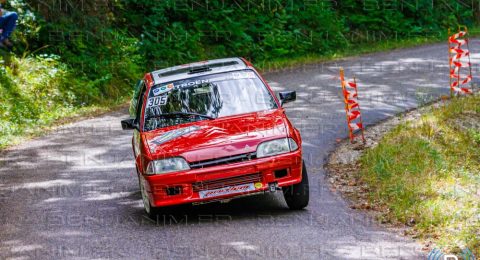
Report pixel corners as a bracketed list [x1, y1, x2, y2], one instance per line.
[143, 109, 289, 162]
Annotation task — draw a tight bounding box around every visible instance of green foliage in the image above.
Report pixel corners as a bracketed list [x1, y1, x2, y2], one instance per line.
[13, 0, 480, 83]
[7, 0, 42, 52]
[0, 0, 143, 147]
[118, 0, 476, 66]
[0, 55, 67, 146]
[337, 0, 474, 40]
[119, 0, 346, 67]
[12, 0, 479, 74]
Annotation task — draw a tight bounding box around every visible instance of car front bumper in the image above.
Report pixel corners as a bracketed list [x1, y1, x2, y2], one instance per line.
[142, 150, 302, 208]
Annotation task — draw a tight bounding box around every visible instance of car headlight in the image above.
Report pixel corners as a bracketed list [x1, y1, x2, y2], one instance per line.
[256, 138, 299, 158]
[146, 157, 190, 175]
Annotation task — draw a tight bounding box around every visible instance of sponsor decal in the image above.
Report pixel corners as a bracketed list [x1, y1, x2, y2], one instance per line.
[254, 182, 263, 189]
[153, 83, 174, 96]
[153, 80, 210, 96]
[147, 95, 168, 107]
[199, 183, 255, 199]
[176, 79, 210, 89]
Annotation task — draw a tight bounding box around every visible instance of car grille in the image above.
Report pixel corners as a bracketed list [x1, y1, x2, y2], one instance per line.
[192, 172, 262, 192]
[189, 153, 256, 169]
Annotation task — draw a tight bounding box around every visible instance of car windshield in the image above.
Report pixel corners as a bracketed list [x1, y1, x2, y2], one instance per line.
[143, 70, 278, 131]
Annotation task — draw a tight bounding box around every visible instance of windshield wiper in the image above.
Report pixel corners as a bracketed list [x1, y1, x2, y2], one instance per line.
[148, 112, 215, 120]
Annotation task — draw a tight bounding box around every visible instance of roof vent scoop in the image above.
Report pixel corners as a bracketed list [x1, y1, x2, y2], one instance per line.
[188, 65, 211, 74]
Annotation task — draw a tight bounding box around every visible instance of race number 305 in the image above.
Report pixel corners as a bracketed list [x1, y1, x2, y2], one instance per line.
[148, 96, 168, 107]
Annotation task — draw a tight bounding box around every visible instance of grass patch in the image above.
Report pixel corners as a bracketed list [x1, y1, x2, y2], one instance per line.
[359, 94, 480, 254]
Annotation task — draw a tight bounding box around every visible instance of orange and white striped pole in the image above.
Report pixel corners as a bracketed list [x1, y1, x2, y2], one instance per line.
[448, 26, 473, 96]
[340, 68, 365, 143]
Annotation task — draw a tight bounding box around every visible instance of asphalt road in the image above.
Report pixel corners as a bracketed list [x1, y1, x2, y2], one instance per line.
[1, 41, 479, 259]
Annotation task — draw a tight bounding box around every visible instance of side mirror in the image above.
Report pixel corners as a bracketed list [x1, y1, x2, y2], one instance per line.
[121, 118, 139, 130]
[279, 91, 297, 106]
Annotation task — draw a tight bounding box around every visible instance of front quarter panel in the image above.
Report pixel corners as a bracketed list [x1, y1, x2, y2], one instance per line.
[278, 108, 301, 146]
[138, 133, 154, 174]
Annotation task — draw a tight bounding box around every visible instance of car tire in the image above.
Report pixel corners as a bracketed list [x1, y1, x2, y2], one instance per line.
[283, 161, 309, 210]
[139, 175, 160, 219]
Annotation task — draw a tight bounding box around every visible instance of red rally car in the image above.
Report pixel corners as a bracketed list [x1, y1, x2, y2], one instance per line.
[121, 57, 309, 217]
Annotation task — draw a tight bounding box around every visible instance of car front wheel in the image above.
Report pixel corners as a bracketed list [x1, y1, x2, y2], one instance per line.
[283, 161, 309, 210]
[139, 176, 160, 219]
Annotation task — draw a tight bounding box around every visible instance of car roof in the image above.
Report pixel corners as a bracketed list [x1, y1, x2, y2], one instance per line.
[150, 57, 249, 85]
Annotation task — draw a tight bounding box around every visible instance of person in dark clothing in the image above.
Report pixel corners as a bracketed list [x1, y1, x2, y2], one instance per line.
[0, 0, 17, 50]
